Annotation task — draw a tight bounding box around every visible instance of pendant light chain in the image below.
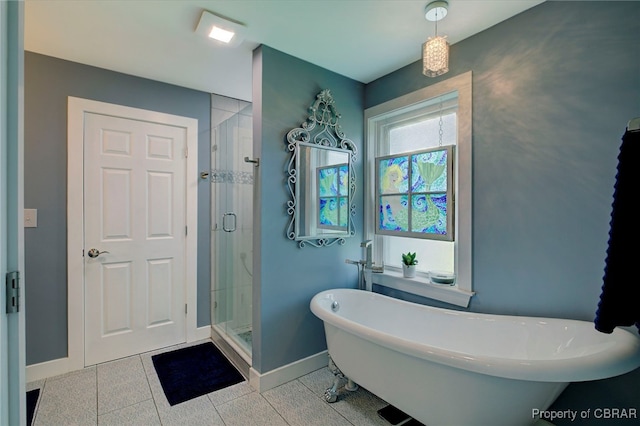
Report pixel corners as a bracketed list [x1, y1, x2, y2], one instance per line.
[438, 96, 444, 147]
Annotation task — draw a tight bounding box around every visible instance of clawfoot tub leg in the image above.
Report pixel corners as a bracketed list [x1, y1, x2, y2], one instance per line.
[345, 378, 359, 392]
[324, 355, 358, 403]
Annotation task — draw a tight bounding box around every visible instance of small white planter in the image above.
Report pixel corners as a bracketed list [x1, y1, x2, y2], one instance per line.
[402, 264, 416, 278]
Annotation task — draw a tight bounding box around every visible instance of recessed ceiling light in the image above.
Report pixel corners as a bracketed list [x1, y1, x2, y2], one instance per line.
[195, 10, 245, 47]
[209, 26, 235, 43]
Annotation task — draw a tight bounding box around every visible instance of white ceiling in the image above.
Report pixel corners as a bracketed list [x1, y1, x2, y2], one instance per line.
[24, 0, 545, 101]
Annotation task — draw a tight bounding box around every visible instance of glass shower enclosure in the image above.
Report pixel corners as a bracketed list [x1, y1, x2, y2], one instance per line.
[210, 95, 253, 373]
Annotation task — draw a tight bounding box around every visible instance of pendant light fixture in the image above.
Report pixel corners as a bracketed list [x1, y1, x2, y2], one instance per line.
[422, 0, 449, 77]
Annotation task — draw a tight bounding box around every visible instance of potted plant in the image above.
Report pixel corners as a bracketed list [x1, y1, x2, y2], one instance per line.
[401, 252, 418, 278]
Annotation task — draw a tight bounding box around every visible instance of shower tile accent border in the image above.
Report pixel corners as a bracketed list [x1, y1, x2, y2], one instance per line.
[210, 169, 254, 184]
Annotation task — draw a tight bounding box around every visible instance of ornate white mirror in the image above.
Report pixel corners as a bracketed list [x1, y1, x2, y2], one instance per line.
[286, 89, 357, 247]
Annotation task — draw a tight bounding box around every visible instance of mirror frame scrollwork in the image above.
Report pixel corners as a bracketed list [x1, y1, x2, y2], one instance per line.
[286, 89, 357, 248]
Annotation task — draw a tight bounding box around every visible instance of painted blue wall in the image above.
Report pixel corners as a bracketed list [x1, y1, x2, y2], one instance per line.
[24, 52, 212, 365]
[366, 1, 640, 422]
[252, 45, 364, 373]
[368, 1, 639, 320]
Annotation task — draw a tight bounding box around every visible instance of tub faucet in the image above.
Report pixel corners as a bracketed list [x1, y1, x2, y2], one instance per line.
[360, 240, 373, 269]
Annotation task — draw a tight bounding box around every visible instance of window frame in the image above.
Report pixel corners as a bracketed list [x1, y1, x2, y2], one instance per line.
[375, 145, 454, 241]
[364, 71, 473, 307]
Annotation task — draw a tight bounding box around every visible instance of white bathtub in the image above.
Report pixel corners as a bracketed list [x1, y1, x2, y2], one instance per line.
[310, 289, 640, 426]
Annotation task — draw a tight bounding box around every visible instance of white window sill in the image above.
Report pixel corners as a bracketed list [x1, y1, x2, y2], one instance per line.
[366, 269, 474, 308]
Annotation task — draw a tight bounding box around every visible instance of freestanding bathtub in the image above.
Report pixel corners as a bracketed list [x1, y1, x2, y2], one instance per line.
[310, 289, 640, 426]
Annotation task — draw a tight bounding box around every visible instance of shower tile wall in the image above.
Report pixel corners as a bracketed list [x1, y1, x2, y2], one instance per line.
[211, 94, 253, 354]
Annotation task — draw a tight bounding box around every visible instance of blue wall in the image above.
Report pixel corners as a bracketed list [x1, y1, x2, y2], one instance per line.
[252, 45, 364, 373]
[24, 52, 212, 364]
[365, 1, 639, 422]
[368, 1, 639, 320]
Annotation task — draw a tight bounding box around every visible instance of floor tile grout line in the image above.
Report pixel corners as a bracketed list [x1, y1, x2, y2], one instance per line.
[95, 354, 156, 420]
[34, 366, 98, 425]
[211, 403, 228, 426]
[298, 371, 337, 398]
[263, 378, 356, 426]
[296, 376, 358, 426]
[96, 397, 157, 418]
[143, 353, 165, 426]
[137, 353, 161, 424]
[262, 390, 293, 426]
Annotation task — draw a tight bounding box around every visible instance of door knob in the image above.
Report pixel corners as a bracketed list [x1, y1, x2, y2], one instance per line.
[87, 248, 109, 258]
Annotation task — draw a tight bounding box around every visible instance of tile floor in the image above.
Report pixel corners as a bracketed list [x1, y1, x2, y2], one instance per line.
[27, 339, 401, 426]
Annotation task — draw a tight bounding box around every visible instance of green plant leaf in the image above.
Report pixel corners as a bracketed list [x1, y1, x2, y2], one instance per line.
[401, 251, 418, 265]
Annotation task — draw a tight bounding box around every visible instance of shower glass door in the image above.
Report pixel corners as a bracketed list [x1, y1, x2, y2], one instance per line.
[211, 95, 253, 361]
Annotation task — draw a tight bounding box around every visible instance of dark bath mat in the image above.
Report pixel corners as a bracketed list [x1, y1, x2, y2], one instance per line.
[26, 388, 40, 426]
[152, 342, 244, 406]
[378, 404, 411, 425]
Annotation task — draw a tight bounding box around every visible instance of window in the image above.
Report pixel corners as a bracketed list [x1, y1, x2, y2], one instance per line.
[317, 163, 349, 230]
[376, 145, 454, 240]
[364, 71, 473, 307]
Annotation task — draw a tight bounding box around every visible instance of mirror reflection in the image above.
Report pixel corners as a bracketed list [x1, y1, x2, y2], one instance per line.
[286, 89, 357, 248]
[296, 143, 350, 238]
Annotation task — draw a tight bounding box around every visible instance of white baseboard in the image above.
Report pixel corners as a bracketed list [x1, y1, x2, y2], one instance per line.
[26, 357, 75, 383]
[27, 325, 213, 383]
[249, 350, 328, 393]
[191, 325, 212, 342]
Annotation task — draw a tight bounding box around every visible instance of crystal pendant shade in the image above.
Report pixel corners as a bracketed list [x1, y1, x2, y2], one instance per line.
[422, 35, 449, 77]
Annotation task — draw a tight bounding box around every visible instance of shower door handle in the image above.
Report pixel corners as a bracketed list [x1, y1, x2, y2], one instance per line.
[222, 212, 237, 232]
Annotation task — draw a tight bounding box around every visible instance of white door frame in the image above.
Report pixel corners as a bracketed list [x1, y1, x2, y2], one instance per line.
[67, 97, 199, 371]
[1, 1, 26, 424]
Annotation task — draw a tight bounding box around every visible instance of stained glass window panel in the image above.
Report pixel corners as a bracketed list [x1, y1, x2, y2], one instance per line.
[379, 156, 409, 194]
[338, 165, 348, 196]
[411, 194, 447, 234]
[379, 195, 409, 231]
[339, 197, 348, 227]
[375, 145, 453, 241]
[318, 167, 338, 197]
[319, 197, 338, 226]
[412, 150, 448, 193]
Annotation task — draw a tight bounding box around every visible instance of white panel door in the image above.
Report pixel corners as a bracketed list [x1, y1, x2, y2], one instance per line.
[84, 112, 187, 365]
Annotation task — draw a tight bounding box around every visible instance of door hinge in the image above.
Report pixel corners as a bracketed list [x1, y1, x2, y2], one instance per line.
[185, 146, 188, 158]
[185, 226, 188, 236]
[185, 304, 188, 315]
[5, 271, 20, 314]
